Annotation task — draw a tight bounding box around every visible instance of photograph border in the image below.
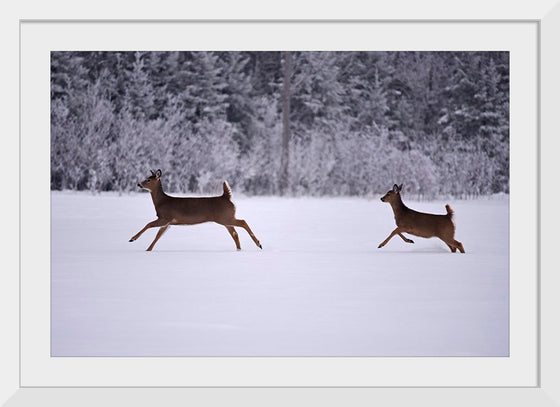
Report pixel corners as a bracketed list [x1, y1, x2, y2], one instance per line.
[4, 1, 559, 405]
[21, 20, 537, 386]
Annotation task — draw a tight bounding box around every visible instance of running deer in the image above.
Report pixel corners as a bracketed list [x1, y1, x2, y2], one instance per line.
[129, 169, 262, 252]
[378, 184, 465, 253]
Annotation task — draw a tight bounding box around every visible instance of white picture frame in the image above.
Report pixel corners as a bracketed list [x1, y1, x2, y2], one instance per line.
[4, 0, 559, 405]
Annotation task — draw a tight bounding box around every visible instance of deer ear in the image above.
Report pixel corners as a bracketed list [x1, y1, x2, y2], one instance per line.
[393, 184, 399, 192]
[150, 170, 155, 176]
[155, 169, 162, 179]
[398, 184, 403, 192]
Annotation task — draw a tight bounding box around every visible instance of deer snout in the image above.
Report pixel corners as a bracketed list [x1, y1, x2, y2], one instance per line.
[137, 183, 142, 188]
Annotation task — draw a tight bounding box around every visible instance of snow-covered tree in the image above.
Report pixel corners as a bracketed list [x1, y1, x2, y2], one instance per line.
[51, 51, 509, 197]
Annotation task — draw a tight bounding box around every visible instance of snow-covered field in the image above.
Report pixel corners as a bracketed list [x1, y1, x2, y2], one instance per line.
[51, 191, 509, 357]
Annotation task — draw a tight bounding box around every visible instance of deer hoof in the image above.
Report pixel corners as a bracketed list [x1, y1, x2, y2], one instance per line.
[258, 244, 263, 249]
[378, 244, 383, 249]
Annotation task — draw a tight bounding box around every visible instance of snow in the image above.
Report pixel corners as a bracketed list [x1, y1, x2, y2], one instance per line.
[51, 191, 509, 357]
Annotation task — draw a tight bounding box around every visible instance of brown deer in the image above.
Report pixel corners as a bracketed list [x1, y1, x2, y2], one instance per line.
[129, 169, 262, 252]
[378, 184, 465, 253]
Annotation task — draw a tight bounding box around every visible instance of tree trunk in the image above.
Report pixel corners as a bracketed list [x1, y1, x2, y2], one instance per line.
[279, 51, 292, 195]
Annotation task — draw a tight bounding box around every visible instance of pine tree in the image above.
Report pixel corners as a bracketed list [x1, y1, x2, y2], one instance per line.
[124, 51, 156, 120]
[220, 52, 255, 154]
[290, 51, 347, 131]
[279, 51, 292, 195]
[179, 52, 229, 124]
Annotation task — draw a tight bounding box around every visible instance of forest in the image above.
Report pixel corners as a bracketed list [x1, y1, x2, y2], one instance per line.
[50, 51, 509, 198]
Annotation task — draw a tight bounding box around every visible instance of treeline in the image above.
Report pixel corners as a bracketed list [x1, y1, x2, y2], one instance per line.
[51, 51, 509, 197]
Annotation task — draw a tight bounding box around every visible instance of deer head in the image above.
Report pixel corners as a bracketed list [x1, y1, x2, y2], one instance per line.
[137, 169, 162, 192]
[380, 183, 403, 203]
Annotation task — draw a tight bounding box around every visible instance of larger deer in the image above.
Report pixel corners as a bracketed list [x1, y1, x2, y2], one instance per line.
[378, 184, 465, 253]
[129, 169, 262, 251]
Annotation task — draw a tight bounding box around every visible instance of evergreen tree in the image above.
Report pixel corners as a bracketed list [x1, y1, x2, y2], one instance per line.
[179, 52, 229, 124]
[124, 52, 156, 120]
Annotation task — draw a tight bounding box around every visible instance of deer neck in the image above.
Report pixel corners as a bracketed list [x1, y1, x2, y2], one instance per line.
[150, 183, 167, 207]
[389, 195, 408, 220]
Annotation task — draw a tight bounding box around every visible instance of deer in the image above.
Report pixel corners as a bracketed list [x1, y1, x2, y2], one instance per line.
[378, 184, 465, 253]
[129, 169, 262, 252]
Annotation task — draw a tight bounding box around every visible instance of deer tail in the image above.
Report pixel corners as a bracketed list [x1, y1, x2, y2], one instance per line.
[445, 204, 454, 218]
[222, 181, 232, 200]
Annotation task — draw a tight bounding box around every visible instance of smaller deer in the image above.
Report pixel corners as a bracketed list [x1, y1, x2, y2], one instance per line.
[129, 169, 262, 252]
[378, 184, 465, 253]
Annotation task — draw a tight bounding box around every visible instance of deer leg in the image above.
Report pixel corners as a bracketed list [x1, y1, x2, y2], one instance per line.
[146, 225, 170, 252]
[446, 243, 457, 253]
[442, 238, 465, 253]
[398, 233, 414, 244]
[378, 228, 402, 248]
[454, 240, 465, 253]
[129, 218, 168, 242]
[225, 226, 241, 250]
[233, 219, 262, 249]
